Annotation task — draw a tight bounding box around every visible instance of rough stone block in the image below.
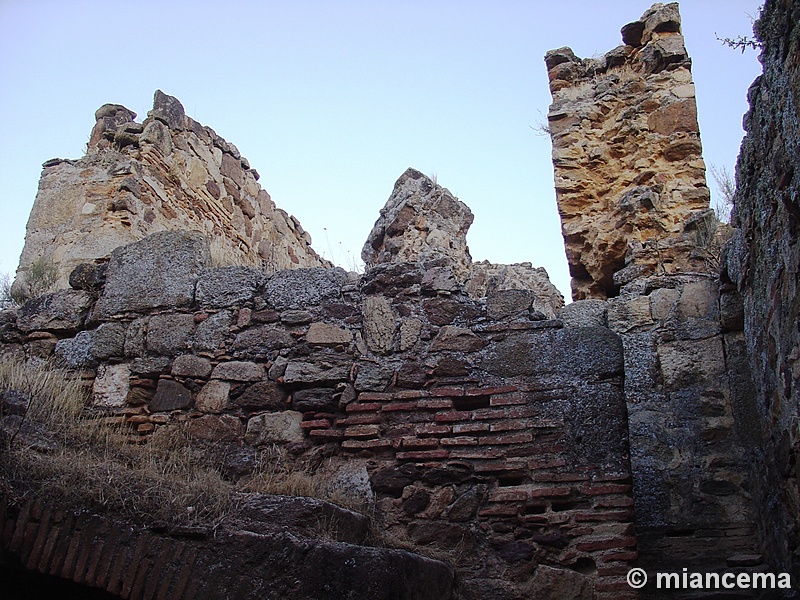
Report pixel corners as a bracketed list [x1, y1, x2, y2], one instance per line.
[92, 363, 130, 408]
[196, 266, 263, 309]
[17, 290, 93, 333]
[150, 379, 193, 412]
[262, 267, 347, 310]
[195, 380, 230, 413]
[94, 231, 209, 318]
[431, 326, 484, 352]
[146, 313, 196, 356]
[171, 354, 212, 378]
[306, 322, 352, 346]
[245, 411, 304, 445]
[211, 361, 265, 382]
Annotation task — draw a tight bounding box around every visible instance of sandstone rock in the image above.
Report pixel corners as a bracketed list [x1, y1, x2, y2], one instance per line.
[283, 353, 351, 385]
[211, 360, 265, 382]
[195, 380, 230, 413]
[363, 168, 474, 282]
[149, 89, 185, 131]
[171, 354, 213, 378]
[14, 92, 330, 294]
[245, 410, 304, 445]
[292, 387, 336, 412]
[196, 266, 263, 309]
[306, 322, 352, 346]
[146, 313, 196, 355]
[92, 363, 130, 408]
[187, 414, 243, 443]
[280, 310, 314, 325]
[16, 290, 93, 333]
[363, 295, 395, 354]
[94, 232, 209, 318]
[546, 3, 709, 300]
[465, 261, 564, 316]
[231, 381, 287, 409]
[150, 379, 193, 412]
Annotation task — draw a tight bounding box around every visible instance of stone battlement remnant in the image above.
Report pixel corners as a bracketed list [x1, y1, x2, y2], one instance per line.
[546, 2, 713, 300]
[12, 90, 329, 299]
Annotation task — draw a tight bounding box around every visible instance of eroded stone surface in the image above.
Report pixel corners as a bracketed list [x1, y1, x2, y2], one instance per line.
[13, 90, 329, 298]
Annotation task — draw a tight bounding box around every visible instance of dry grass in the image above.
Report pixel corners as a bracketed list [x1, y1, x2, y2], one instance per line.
[1, 357, 370, 531]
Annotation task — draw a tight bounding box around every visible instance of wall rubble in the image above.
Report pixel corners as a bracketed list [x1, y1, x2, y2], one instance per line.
[546, 2, 714, 301]
[1, 229, 636, 600]
[12, 90, 329, 299]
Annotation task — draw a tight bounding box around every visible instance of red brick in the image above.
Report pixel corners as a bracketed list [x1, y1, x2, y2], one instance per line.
[414, 424, 451, 436]
[453, 422, 490, 434]
[581, 483, 632, 495]
[344, 424, 381, 439]
[478, 433, 533, 445]
[527, 457, 567, 469]
[448, 448, 504, 459]
[301, 419, 332, 429]
[489, 393, 530, 406]
[473, 460, 527, 473]
[489, 420, 530, 432]
[531, 473, 589, 483]
[396, 449, 449, 461]
[130, 557, 154, 600]
[309, 429, 344, 440]
[342, 439, 393, 450]
[396, 437, 439, 449]
[440, 436, 479, 446]
[38, 522, 62, 573]
[466, 385, 518, 396]
[171, 547, 198, 599]
[358, 392, 393, 401]
[381, 402, 418, 412]
[478, 505, 519, 517]
[505, 406, 539, 419]
[471, 408, 508, 420]
[488, 489, 528, 502]
[418, 399, 454, 409]
[597, 563, 634, 577]
[432, 387, 464, 397]
[346, 402, 382, 412]
[574, 510, 634, 522]
[602, 550, 639, 562]
[393, 390, 428, 399]
[530, 486, 572, 498]
[434, 410, 472, 422]
[335, 414, 380, 426]
[27, 508, 52, 570]
[576, 536, 637, 552]
[595, 497, 635, 509]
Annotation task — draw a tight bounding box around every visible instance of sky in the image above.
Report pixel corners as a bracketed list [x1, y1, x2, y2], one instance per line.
[0, 0, 763, 300]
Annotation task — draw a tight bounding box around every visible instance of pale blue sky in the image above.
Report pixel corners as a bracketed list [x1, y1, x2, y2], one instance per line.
[0, 0, 762, 298]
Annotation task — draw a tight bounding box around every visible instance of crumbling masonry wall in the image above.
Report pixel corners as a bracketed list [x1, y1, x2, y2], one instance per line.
[725, 0, 800, 584]
[13, 90, 328, 299]
[1, 229, 636, 600]
[546, 2, 713, 301]
[547, 2, 763, 582]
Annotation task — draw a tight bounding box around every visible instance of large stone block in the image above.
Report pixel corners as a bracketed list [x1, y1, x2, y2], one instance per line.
[262, 267, 347, 310]
[196, 266, 263, 309]
[94, 231, 210, 318]
[17, 290, 93, 333]
[245, 410, 304, 445]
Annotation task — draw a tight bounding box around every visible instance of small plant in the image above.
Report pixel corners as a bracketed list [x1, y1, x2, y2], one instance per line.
[0, 272, 17, 309]
[710, 164, 736, 224]
[14, 255, 58, 303]
[716, 33, 763, 53]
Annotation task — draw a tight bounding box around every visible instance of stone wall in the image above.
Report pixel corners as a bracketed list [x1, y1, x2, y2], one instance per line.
[546, 2, 714, 301]
[546, 2, 765, 585]
[12, 90, 328, 299]
[727, 0, 800, 585]
[1, 230, 636, 600]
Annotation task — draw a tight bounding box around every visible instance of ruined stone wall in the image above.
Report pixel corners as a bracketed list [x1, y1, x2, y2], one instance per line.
[1, 230, 636, 600]
[13, 90, 328, 298]
[726, 0, 800, 584]
[546, 3, 764, 584]
[546, 3, 713, 301]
